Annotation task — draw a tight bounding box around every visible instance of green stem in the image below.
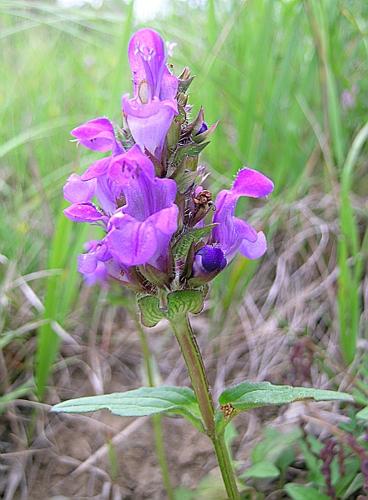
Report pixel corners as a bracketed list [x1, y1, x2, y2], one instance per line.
[152, 414, 173, 499]
[213, 434, 240, 498]
[169, 315, 240, 500]
[136, 319, 175, 500]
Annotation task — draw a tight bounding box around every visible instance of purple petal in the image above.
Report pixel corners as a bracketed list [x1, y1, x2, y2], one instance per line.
[213, 190, 235, 223]
[128, 29, 178, 101]
[212, 169, 272, 261]
[145, 205, 178, 267]
[81, 260, 108, 286]
[64, 203, 105, 223]
[95, 242, 111, 261]
[84, 240, 111, 261]
[71, 117, 120, 153]
[146, 204, 178, 235]
[160, 66, 179, 100]
[108, 144, 155, 185]
[232, 168, 274, 198]
[213, 212, 257, 259]
[213, 188, 258, 258]
[106, 215, 157, 266]
[196, 122, 208, 135]
[122, 95, 177, 156]
[233, 217, 258, 243]
[81, 157, 111, 181]
[128, 28, 166, 100]
[239, 231, 267, 259]
[78, 240, 111, 285]
[63, 173, 96, 203]
[95, 176, 121, 215]
[195, 246, 227, 273]
[107, 203, 178, 267]
[78, 252, 97, 274]
[123, 175, 177, 221]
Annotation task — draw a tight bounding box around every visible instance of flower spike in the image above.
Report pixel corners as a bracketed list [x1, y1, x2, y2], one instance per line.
[63, 28, 273, 291]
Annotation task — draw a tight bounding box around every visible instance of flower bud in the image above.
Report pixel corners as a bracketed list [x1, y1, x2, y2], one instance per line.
[194, 245, 227, 275]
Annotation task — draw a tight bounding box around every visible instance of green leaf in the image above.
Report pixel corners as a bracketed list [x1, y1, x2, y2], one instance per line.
[52, 386, 203, 431]
[173, 225, 217, 260]
[0, 380, 34, 413]
[36, 211, 88, 399]
[251, 428, 301, 465]
[178, 76, 195, 93]
[167, 290, 205, 319]
[299, 438, 324, 484]
[0, 320, 47, 349]
[335, 457, 361, 497]
[182, 107, 204, 136]
[242, 461, 280, 479]
[356, 406, 368, 420]
[173, 168, 198, 193]
[284, 483, 329, 500]
[138, 264, 170, 288]
[341, 472, 364, 499]
[167, 142, 209, 176]
[219, 381, 353, 412]
[137, 295, 165, 327]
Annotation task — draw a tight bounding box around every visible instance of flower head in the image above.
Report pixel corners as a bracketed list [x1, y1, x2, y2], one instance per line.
[63, 27, 273, 292]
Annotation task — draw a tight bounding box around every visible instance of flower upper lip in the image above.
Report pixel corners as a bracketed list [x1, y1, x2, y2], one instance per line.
[122, 28, 179, 158]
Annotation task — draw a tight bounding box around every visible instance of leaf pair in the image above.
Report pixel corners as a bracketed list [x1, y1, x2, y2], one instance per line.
[52, 381, 353, 434]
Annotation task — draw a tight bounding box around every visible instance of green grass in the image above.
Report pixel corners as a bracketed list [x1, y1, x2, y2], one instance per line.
[0, 0, 367, 397]
[337, 122, 368, 364]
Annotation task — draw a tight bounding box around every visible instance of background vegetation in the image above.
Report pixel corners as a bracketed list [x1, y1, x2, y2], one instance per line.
[1, 0, 367, 498]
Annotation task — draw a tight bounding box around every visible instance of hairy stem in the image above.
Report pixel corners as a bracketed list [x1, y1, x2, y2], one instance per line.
[169, 315, 240, 499]
[136, 319, 174, 500]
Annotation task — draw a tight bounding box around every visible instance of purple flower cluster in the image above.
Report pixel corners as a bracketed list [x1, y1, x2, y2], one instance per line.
[63, 28, 273, 290]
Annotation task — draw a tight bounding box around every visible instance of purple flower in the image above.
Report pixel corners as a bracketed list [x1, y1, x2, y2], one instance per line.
[194, 246, 227, 275]
[67, 117, 126, 216]
[63, 173, 96, 204]
[78, 240, 111, 285]
[78, 240, 143, 288]
[64, 144, 154, 220]
[127, 28, 177, 102]
[64, 139, 178, 273]
[194, 168, 273, 275]
[106, 161, 178, 268]
[71, 117, 124, 155]
[122, 28, 178, 157]
[196, 122, 208, 135]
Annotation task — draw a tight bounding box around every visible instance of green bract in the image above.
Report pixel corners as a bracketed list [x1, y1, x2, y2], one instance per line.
[137, 289, 206, 327]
